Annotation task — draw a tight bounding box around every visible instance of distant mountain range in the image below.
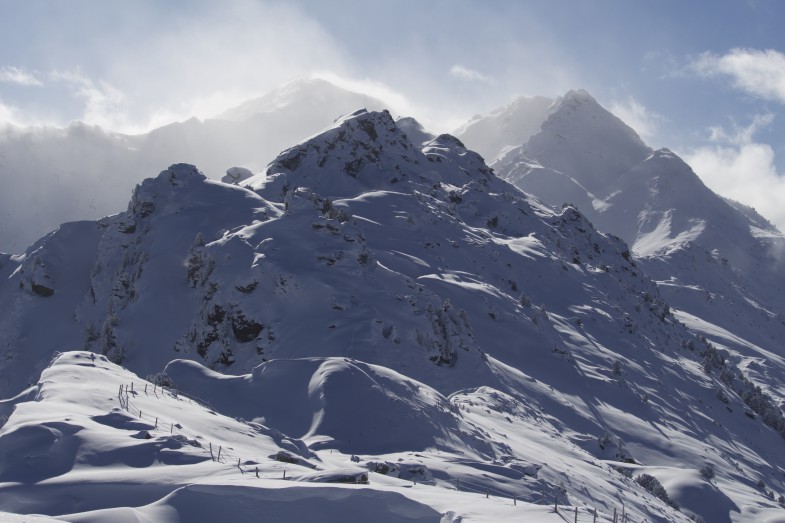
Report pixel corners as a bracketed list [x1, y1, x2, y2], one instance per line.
[0, 78, 387, 253]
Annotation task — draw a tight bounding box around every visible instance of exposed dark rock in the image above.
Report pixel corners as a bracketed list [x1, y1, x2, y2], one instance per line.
[231, 313, 263, 343]
[31, 282, 54, 297]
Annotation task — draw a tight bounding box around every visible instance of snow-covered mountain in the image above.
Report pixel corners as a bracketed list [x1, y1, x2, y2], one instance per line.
[469, 90, 785, 259]
[460, 91, 785, 423]
[215, 77, 386, 122]
[0, 78, 389, 254]
[458, 90, 785, 267]
[3, 108, 785, 521]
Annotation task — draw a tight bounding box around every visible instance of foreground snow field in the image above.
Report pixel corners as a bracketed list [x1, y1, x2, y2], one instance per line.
[0, 352, 595, 522]
[0, 352, 691, 522]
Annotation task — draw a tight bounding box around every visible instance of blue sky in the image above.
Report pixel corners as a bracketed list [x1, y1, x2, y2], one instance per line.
[3, 0, 785, 226]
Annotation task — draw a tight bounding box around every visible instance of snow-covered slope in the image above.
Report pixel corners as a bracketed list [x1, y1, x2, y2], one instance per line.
[3, 109, 785, 521]
[0, 78, 390, 254]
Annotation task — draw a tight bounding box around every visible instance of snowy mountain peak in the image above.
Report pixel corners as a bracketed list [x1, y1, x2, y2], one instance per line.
[558, 88, 597, 105]
[253, 109, 423, 199]
[504, 90, 650, 200]
[422, 133, 494, 182]
[215, 77, 387, 122]
[128, 164, 210, 219]
[126, 164, 186, 217]
[395, 116, 436, 147]
[487, 90, 657, 232]
[427, 133, 467, 150]
[158, 163, 205, 185]
[454, 88, 651, 180]
[638, 148, 694, 176]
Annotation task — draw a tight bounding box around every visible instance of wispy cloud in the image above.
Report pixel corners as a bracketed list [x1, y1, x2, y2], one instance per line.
[49, 69, 131, 131]
[0, 95, 51, 128]
[0, 66, 43, 87]
[692, 48, 785, 103]
[0, 1, 586, 134]
[608, 96, 663, 144]
[311, 72, 413, 117]
[95, 1, 351, 133]
[449, 65, 492, 84]
[704, 113, 774, 144]
[681, 114, 785, 232]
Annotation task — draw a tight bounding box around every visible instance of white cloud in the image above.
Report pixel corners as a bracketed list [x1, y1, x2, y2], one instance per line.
[608, 96, 663, 144]
[692, 48, 785, 103]
[681, 115, 785, 232]
[686, 48, 785, 231]
[0, 99, 20, 126]
[0, 66, 43, 87]
[449, 65, 491, 83]
[49, 69, 132, 131]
